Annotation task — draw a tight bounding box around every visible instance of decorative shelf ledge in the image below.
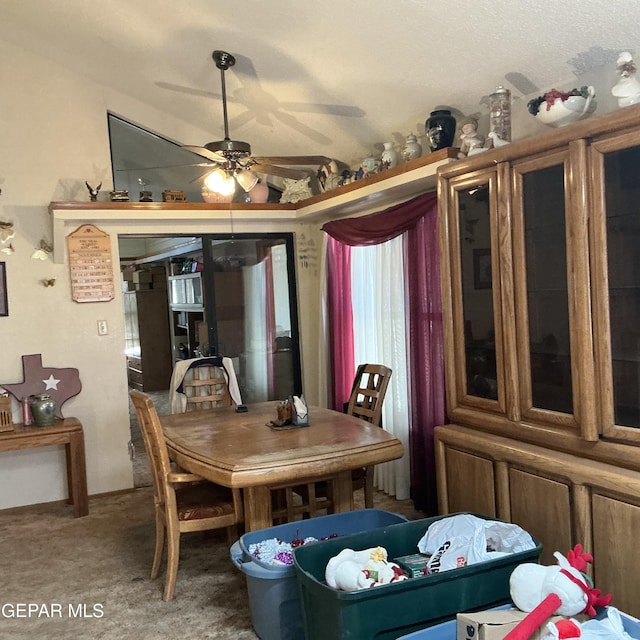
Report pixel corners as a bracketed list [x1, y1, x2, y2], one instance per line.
[50, 148, 458, 263]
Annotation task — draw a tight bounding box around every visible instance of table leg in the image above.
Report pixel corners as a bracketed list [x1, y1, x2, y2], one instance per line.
[331, 470, 354, 513]
[243, 485, 273, 531]
[66, 431, 89, 517]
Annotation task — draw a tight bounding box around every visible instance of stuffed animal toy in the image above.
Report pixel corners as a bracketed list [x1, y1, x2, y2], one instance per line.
[325, 546, 407, 591]
[544, 618, 583, 640]
[504, 545, 612, 640]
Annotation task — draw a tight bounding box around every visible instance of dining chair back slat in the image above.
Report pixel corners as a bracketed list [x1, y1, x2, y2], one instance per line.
[182, 364, 232, 411]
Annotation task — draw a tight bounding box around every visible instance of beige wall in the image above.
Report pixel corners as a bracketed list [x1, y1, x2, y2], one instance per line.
[0, 33, 621, 510]
[0, 37, 332, 510]
[0, 39, 224, 509]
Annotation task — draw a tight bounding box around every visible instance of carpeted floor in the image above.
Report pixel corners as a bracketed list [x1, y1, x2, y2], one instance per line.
[1, 401, 426, 639]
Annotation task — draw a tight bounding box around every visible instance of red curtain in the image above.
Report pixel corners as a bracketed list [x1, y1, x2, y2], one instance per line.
[326, 238, 355, 411]
[322, 191, 445, 513]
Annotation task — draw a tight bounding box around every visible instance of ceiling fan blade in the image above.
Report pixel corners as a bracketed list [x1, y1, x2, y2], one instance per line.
[183, 145, 226, 163]
[279, 102, 366, 118]
[253, 155, 331, 166]
[115, 162, 213, 172]
[155, 81, 220, 100]
[250, 163, 314, 180]
[272, 110, 331, 145]
[227, 108, 260, 131]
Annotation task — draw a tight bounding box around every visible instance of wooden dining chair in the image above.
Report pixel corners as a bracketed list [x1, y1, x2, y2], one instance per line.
[130, 390, 243, 601]
[347, 364, 392, 508]
[294, 364, 393, 513]
[182, 363, 232, 411]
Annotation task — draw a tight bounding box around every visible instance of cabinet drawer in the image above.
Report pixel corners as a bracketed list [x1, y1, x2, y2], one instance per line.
[127, 356, 142, 372]
[127, 368, 144, 388]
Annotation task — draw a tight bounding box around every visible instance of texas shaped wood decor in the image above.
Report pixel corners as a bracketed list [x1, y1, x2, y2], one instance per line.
[1, 354, 82, 418]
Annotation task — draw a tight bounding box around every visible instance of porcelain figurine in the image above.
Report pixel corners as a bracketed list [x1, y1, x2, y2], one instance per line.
[360, 156, 377, 178]
[401, 134, 422, 162]
[85, 181, 102, 202]
[280, 177, 313, 204]
[611, 51, 640, 108]
[458, 119, 486, 158]
[381, 142, 399, 169]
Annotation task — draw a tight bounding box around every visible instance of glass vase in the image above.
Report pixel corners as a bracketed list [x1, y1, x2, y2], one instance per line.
[29, 394, 57, 427]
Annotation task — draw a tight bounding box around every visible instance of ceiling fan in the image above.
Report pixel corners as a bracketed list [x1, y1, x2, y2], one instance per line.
[184, 50, 331, 192]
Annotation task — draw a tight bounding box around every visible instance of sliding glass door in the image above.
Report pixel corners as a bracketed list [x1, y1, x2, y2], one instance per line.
[201, 234, 302, 403]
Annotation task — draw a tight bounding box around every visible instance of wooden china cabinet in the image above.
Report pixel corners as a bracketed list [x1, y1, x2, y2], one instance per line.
[436, 102, 640, 615]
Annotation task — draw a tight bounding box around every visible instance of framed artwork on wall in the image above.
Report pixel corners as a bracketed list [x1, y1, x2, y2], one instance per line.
[473, 248, 492, 290]
[0, 262, 7, 316]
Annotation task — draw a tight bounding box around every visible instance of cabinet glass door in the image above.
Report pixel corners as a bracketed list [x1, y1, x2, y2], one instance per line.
[521, 163, 573, 414]
[459, 187, 498, 400]
[444, 169, 508, 417]
[593, 133, 640, 442]
[511, 147, 595, 436]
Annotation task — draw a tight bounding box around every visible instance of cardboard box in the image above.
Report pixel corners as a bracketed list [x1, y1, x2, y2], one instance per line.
[394, 552, 431, 577]
[457, 609, 566, 640]
[132, 270, 152, 283]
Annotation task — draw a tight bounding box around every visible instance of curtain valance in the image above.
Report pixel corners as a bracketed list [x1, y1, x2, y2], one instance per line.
[321, 191, 438, 246]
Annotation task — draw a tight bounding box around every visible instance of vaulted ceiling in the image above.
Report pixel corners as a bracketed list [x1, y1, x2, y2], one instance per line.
[2, 1, 639, 168]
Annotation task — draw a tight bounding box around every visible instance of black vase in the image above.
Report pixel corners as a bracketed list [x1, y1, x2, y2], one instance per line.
[425, 110, 457, 151]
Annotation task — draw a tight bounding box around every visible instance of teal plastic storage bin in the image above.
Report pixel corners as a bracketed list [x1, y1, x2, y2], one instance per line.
[230, 509, 408, 640]
[293, 514, 542, 640]
[398, 605, 511, 640]
[397, 606, 640, 640]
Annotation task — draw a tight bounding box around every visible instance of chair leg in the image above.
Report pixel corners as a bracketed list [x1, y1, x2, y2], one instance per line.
[226, 524, 239, 546]
[151, 509, 165, 580]
[364, 466, 375, 509]
[163, 524, 181, 601]
[306, 483, 318, 518]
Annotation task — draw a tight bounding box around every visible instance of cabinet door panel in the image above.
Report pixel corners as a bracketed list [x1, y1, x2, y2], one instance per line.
[509, 468, 572, 565]
[442, 169, 510, 419]
[592, 135, 640, 443]
[445, 448, 496, 516]
[592, 493, 640, 617]
[511, 146, 595, 437]
[515, 160, 573, 418]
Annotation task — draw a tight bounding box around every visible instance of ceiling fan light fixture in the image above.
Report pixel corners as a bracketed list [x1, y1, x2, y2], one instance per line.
[203, 168, 236, 196]
[235, 169, 259, 192]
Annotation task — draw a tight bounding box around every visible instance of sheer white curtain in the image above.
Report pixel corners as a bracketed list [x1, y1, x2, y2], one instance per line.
[243, 262, 268, 401]
[351, 236, 410, 500]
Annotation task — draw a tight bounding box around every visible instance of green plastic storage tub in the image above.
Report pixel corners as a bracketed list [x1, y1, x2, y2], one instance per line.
[293, 514, 542, 640]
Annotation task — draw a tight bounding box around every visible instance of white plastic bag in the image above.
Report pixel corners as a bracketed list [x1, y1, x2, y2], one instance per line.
[417, 514, 536, 573]
[580, 607, 638, 640]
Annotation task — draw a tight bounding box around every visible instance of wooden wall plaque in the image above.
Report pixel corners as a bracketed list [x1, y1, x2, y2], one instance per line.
[67, 224, 115, 303]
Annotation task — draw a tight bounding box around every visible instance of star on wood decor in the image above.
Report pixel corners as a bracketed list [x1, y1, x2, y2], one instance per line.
[1, 354, 82, 418]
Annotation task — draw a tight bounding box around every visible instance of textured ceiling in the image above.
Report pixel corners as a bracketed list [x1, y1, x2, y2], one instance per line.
[1, 0, 639, 167]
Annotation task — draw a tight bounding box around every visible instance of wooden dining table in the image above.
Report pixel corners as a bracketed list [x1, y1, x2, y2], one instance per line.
[160, 401, 404, 531]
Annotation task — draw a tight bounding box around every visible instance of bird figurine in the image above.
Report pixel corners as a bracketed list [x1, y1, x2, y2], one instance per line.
[487, 131, 510, 148]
